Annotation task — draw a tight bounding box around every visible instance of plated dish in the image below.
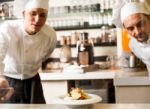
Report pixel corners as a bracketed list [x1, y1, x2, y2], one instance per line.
[51, 87, 102, 108]
[52, 93, 102, 106]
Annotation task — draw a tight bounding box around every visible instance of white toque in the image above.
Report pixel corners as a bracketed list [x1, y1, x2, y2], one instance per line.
[112, 0, 150, 28]
[25, 0, 49, 11]
[13, 0, 49, 18]
[120, 2, 149, 23]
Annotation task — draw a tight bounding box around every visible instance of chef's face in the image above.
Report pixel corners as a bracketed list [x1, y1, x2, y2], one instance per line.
[123, 13, 150, 43]
[23, 8, 48, 35]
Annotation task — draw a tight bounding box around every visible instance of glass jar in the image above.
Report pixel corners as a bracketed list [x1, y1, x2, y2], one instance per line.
[59, 40, 72, 63]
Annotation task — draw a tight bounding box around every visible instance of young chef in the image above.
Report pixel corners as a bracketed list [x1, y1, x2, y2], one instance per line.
[0, 0, 57, 103]
[112, 0, 150, 75]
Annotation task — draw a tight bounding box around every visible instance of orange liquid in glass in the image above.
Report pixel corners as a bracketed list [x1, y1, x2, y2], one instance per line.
[122, 29, 131, 53]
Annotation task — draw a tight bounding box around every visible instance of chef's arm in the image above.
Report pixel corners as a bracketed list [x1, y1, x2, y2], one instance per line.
[0, 23, 9, 78]
[0, 59, 5, 76]
[0, 31, 10, 87]
[0, 63, 8, 88]
[0, 75, 14, 102]
[0, 47, 14, 102]
[0, 26, 14, 102]
[0, 39, 7, 77]
[0, 45, 9, 88]
[0, 63, 4, 77]
[0, 52, 5, 78]
[0, 58, 13, 102]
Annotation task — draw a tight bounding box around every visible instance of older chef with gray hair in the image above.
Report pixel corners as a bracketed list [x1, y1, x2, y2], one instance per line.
[112, 0, 150, 75]
[0, 0, 57, 103]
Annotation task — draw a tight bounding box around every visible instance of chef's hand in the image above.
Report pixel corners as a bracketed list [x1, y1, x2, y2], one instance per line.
[0, 77, 14, 103]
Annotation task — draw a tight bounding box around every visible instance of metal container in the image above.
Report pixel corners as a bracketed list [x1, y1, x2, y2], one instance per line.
[129, 55, 135, 68]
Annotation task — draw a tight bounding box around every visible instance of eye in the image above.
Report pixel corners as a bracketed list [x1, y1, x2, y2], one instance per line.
[29, 12, 37, 16]
[137, 20, 145, 28]
[126, 26, 134, 32]
[39, 13, 47, 18]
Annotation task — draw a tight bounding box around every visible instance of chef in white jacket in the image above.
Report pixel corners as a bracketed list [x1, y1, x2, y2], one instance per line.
[0, 0, 57, 103]
[112, 0, 150, 74]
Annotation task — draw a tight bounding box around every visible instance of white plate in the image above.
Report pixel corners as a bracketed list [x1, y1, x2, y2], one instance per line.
[51, 93, 102, 106]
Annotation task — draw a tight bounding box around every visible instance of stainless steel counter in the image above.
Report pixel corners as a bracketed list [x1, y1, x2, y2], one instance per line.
[0, 104, 150, 109]
[114, 69, 148, 86]
[40, 69, 149, 103]
[114, 70, 150, 103]
[40, 69, 116, 81]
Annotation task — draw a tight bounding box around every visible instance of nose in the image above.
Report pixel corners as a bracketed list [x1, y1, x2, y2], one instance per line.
[35, 15, 40, 23]
[134, 27, 141, 36]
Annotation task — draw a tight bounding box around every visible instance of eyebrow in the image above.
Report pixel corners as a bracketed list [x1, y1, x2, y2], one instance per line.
[125, 18, 145, 29]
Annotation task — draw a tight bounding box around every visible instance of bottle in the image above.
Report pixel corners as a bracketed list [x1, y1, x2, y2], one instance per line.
[59, 39, 72, 63]
[77, 32, 94, 65]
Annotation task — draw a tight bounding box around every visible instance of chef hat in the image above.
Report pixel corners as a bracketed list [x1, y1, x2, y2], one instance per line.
[13, 0, 49, 19]
[25, 0, 49, 11]
[112, 0, 150, 28]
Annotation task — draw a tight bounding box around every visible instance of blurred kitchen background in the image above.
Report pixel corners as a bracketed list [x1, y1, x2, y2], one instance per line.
[0, 0, 149, 104]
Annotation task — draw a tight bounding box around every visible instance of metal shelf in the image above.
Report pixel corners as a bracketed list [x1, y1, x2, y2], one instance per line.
[54, 24, 116, 31]
[56, 42, 116, 48]
[0, 0, 13, 2]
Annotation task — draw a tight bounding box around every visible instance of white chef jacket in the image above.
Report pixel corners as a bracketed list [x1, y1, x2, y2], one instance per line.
[0, 19, 57, 80]
[129, 37, 150, 74]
